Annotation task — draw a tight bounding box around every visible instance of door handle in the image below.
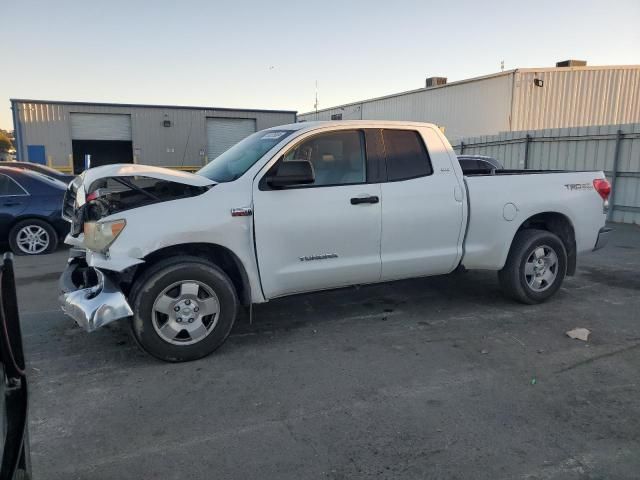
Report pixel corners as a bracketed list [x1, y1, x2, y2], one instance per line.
[350, 195, 379, 205]
[3, 202, 21, 207]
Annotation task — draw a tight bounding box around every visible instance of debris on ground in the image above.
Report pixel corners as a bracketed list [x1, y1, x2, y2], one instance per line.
[480, 349, 489, 355]
[566, 328, 591, 342]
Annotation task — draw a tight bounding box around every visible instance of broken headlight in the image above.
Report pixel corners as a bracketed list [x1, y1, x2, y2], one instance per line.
[83, 219, 126, 253]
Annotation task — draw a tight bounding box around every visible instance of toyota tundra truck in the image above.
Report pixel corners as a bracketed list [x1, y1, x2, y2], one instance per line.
[59, 121, 612, 362]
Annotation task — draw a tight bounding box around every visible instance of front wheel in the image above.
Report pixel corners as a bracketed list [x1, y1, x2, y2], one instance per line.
[129, 257, 238, 362]
[498, 229, 567, 304]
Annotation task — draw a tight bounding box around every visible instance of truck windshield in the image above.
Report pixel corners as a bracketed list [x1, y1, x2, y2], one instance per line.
[198, 130, 296, 182]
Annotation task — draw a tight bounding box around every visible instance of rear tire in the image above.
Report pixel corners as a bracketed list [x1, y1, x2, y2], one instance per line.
[129, 256, 238, 362]
[9, 219, 58, 255]
[498, 229, 567, 304]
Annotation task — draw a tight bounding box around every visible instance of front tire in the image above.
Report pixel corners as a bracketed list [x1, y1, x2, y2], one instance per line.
[498, 229, 567, 304]
[129, 257, 238, 362]
[9, 219, 58, 255]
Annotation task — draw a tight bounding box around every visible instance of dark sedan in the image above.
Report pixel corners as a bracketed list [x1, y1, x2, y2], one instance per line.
[0, 167, 69, 255]
[0, 161, 75, 184]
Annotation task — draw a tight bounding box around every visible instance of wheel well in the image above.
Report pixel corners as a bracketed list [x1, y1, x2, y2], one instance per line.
[516, 212, 577, 275]
[134, 243, 252, 305]
[10, 216, 53, 231]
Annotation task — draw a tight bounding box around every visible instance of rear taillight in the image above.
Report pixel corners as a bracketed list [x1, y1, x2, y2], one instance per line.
[593, 179, 611, 201]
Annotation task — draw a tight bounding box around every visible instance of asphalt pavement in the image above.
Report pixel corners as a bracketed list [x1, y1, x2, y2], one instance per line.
[13, 223, 640, 479]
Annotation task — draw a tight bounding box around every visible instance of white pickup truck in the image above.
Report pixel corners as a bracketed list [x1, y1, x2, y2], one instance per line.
[59, 121, 612, 362]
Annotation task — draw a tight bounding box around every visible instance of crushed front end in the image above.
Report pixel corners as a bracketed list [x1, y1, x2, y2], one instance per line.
[58, 165, 214, 331]
[59, 248, 133, 332]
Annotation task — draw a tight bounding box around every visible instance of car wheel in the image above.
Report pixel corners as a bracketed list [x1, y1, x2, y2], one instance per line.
[498, 229, 567, 304]
[9, 219, 58, 256]
[129, 256, 238, 362]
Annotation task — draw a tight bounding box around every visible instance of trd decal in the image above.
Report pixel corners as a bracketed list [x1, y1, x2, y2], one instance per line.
[564, 183, 594, 191]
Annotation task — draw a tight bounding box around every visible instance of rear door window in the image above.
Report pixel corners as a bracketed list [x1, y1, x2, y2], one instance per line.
[382, 130, 433, 181]
[0, 175, 27, 196]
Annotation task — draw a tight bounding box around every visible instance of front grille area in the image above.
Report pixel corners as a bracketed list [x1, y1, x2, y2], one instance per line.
[62, 185, 77, 221]
[62, 184, 85, 237]
[70, 208, 84, 237]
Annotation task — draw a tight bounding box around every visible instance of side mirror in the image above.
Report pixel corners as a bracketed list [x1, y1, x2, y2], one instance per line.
[267, 160, 315, 188]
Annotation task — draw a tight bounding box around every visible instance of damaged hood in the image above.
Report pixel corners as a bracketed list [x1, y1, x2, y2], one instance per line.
[65, 164, 215, 233]
[79, 164, 215, 190]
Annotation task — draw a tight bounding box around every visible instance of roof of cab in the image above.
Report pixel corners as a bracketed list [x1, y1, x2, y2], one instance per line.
[268, 120, 440, 135]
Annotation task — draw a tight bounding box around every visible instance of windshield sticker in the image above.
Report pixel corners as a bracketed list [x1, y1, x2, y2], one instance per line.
[261, 131, 287, 140]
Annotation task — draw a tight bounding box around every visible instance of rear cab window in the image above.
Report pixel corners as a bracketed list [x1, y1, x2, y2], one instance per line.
[382, 130, 433, 181]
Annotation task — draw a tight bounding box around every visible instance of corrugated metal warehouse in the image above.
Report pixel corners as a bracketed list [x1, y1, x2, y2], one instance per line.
[298, 63, 640, 142]
[11, 99, 296, 173]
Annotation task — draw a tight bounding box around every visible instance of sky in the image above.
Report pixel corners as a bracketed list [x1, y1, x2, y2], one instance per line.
[1, 0, 639, 130]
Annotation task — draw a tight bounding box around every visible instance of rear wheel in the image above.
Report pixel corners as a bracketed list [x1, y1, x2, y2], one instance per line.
[9, 219, 58, 255]
[498, 229, 567, 304]
[129, 257, 238, 362]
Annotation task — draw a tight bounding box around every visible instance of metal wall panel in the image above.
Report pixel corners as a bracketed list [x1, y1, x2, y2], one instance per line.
[299, 66, 640, 146]
[13, 102, 70, 169]
[70, 113, 132, 140]
[299, 73, 514, 142]
[512, 67, 640, 131]
[206, 118, 256, 160]
[453, 122, 640, 225]
[11, 100, 296, 170]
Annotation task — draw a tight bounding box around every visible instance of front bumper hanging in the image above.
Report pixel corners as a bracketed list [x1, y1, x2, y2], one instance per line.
[59, 254, 133, 332]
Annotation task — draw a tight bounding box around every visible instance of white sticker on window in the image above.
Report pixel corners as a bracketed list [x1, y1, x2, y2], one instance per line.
[261, 131, 286, 140]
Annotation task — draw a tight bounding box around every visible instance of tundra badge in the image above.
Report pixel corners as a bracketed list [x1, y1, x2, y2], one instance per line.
[299, 253, 339, 262]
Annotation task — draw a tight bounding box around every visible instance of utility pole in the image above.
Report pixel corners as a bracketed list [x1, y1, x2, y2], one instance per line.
[314, 80, 319, 120]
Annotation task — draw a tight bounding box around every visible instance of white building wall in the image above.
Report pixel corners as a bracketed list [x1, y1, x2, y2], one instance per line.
[361, 74, 514, 142]
[512, 67, 640, 131]
[299, 66, 640, 144]
[300, 73, 514, 142]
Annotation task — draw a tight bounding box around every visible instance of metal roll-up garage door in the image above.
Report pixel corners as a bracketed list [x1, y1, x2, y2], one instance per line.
[70, 113, 132, 140]
[206, 118, 256, 160]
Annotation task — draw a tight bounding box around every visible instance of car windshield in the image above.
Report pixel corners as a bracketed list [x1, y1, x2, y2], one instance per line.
[198, 129, 296, 182]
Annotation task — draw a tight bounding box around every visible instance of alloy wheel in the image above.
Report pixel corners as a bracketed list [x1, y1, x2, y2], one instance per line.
[16, 225, 50, 255]
[152, 280, 220, 345]
[524, 245, 558, 292]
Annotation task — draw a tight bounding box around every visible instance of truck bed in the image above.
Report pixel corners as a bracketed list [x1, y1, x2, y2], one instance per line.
[461, 169, 606, 271]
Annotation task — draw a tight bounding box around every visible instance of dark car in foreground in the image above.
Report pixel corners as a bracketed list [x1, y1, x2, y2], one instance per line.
[0, 161, 75, 184]
[0, 253, 31, 479]
[457, 155, 504, 174]
[0, 167, 68, 255]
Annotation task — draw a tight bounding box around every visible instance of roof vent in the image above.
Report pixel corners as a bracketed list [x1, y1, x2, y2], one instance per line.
[555, 59, 587, 67]
[425, 77, 447, 88]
